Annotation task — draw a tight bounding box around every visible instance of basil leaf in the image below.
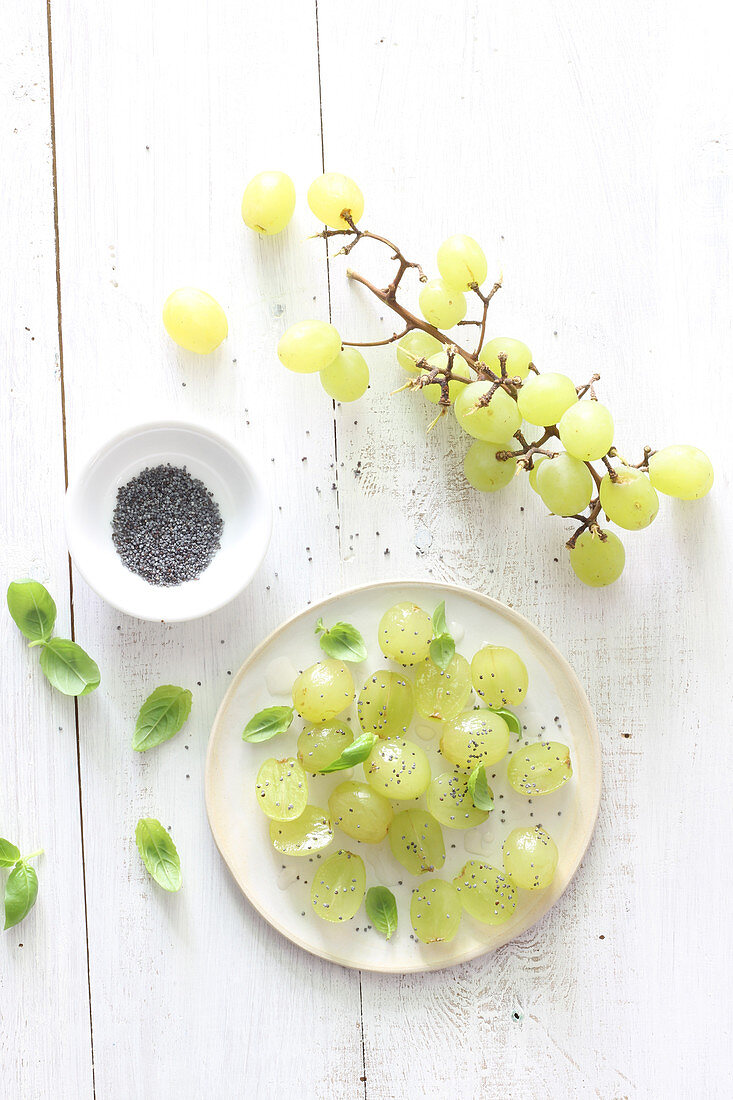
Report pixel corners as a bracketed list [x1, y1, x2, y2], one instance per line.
[242, 705, 294, 743]
[7, 580, 57, 643]
[319, 732, 376, 773]
[432, 601, 448, 638]
[468, 765, 494, 811]
[133, 685, 192, 752]
[4, 862, 38, 930]
[488, 707, 522, 738]
[135, 818, 182, 892]
[317, 620, 368, 663]
[365, 885, 398, 940]
[0, 839, 20, 868]
[39, 638, 100, 696]
[429, 633, 455, 672]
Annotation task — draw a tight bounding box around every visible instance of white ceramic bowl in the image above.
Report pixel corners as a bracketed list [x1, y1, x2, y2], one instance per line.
[65, 420, 271, 622]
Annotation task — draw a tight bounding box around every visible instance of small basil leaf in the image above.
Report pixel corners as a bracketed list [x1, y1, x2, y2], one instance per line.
[314, 617, 326, 635]
[135, 818, 182, 892]
[429, 633, 455, 672]
[488, 707, 522, 739]
[133, 685, 192, 752]
[242, 705, 294, 743]
[0, 839, 21, 868]
[4, 862, 39, 930]
[468, 765, 494, 811]
[365, 886, 398, 940]
[432, 601, 448, 638]
[318, 621, 368, 663]
[39, 638, 100, 696]
[7, 580, 57, 643]
[319, 732, 376, 773]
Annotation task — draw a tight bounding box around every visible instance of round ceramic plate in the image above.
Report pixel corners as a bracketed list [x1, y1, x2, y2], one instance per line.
[205, 580, 601, 973]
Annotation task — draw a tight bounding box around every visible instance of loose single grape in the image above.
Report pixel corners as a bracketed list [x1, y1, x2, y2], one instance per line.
[507, 741, 572, 796]
[364, 737, 431, 800]
[311, 849, 365, 923]
[292, 660, 354, 723]
[378, 602, 433, 665]
[277, 319, 341, 374]
[297, 722, 353, 772]
[440, 710, 510, 769]
[478, 337, 532, 381]
[454, 381, 522, 443]
[426, 771, 490, 830]
[357, 670, 414, 738]
[307, 172, 364, 229]
[569, 529, 625, 587]
[536, 452, 594, 516]
[388, 809, 445, 875]
[396, 330, 443, 375]
[463, 441, 517, 492]
[240, 171, 296, 235]
[437, 234, 487, 291]
[648, 445, 714, 500]
[503, 826, 558, 889]
[470, 645, 528, 707]
[320, 347, 369, 402]
[418, 279, 467, 329]
[517, 372, 578, 426]
[328, 781, 393, 844]
[270, 806, 333, 856]
[453, 860, 516, 925]
[558, 401, 614, 461]
[255, 757, 308, 821]
[410, 878, 462, 943]
[599, 465, 659, 530]
[528, 456, 546, 493]
[162, 288, 228, 354]
[414, 653, 472, 721]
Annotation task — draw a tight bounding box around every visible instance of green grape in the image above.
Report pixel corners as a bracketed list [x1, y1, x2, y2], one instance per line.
[292, 660, 355, 723]
[162, 288, 228, 354]
[297, 722, 353, 772]
[277, 319, 341, 374]
[440, 709, 510, 768]
[463, 440, 517, 492]
[558, 401, 614, 461]
[453, 860, 516, 925]
[396, 330, 443, 375]
[378, 601, 433, 665]
[414, 653, 472, 721]
[255, 757, 308, 821]
[418, 279, 467, 328]
[357, 670, 414, 738]
[320, 347, 369, 402]
[569, 529, 625, 587]
[426, 771, 490, 829]
[364, 737, 431, 800]
[527, 455, 546, 493]
[535, 452, 594, 516]
[648, 444, 714, 500]
[478, 337, 532, 381]
[422, 352, 469, 405]
[454, 381, 522, 443]
[328, 781, 393, 844]
[599, 465, 659, 530]
[437, 234, 487, 291]
[241, 171, 296, 235]
[388, 809, 445, 875]
[517, 372, 577, 426]
[410, 878, 462, 943]
[311, 849, 366, 922]
[307, 172, 364, 229]
[507, 741, 572, 796]
[269, 806, 333, 856]
[470, 645, 528, 706]
[503, 826, 558, 889]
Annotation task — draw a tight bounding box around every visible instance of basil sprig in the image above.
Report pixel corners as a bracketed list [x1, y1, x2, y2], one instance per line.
[429, 601, 455, 671]
[315, 618, 367, 663]
[242, 705, 294, 743]
[468, 765, 494, 811]
[133, 685, 192, 751]
[488, 707, 522, 739]
[135, 819, 182, 892]
[1, 840, 43, 931]
[7, 579, 100, 697]
[365, 886, 398, 940]
[319, 732, 376, 773]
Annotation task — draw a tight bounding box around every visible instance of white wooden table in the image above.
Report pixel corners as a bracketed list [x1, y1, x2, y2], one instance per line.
[2, 2, 731, 1097]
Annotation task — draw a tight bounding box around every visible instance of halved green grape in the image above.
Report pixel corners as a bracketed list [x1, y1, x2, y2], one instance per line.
[297, 722, 353, 772]
[470, 645, 528, 706]
[241, 171, 296, 235]
[478, 337, 532, 381]
[418, 279, 467, 328]
[410, 878, 462, 943]
[307, 172, 364, 229]
[255, 757, 308, 821]
[569, 529, 625, 587]
[269, 806, 333, 856]
[599, 465, 659, 530]
[503, 826, 558, 889]
[507, 741, 572, 796]
[414, 653, 472, 721]
[358, 670, 414, 738]
[453, 860, 516, 925]
[648, 444, 713, 500]
[311, 849, 366, 923]
[517, 372, 577, 426]
[162, 288, 228, 354]
[558, 400, 614, 461]
[463, 440, 517, 492]
[528, 455, 546, 493]
[440, 710, 510, 768]
[292, 660, 355, 723]
[426, 771, 490, 830]
[328, 781, 393, 844]
[437, 235, 487, 291]
[536, 452, 594, 516]
[378, 602, 433, 665]
[422, 352, 469, 406]
[320, 347, 369, 402]
[364, 737, 431, 800]
[388, 809, 445, 875]
[396, 330, 443, 375]
[277, 320, 341, 374]
[454, 381, 522, 443]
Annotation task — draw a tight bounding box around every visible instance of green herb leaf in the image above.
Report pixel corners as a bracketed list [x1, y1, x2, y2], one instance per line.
[39, 638, 100, 696]
[365, 885, 398, 940]
[133, 685, 192, 752]
[432, 601, 448, 638]
[317, 620, 368, 663]
[319, 732, 377, 773]
[429, 633, 455, 672]
[135, 818, 182, 892]
[468, 765, 494, 811]
[488, 707, 523, 738]
[7, 580, 57, 644]
[4, 862, 38, 930]
[0, 839, 20, 868]
[242, 705, 295, 743]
